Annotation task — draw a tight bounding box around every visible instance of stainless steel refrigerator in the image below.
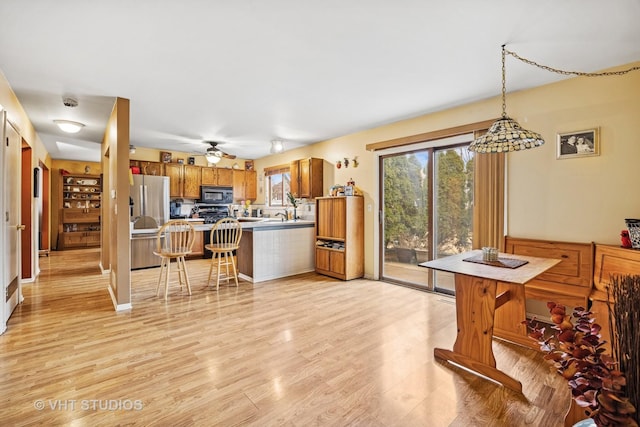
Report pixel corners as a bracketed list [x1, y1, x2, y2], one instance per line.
[130, 175, 170, 269]
[130, 175, 169, 226]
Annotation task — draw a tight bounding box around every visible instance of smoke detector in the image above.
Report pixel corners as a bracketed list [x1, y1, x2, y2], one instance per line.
[62, 97, 78, 108]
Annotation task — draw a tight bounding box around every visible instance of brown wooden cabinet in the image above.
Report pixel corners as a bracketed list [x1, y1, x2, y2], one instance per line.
[165, 164, 201, 198]
[290, 158, 323, 199]
[315, 196, 363, 280]
[493, 236, 595, 349]
[188, 230, 204, 258]
[130, 160, 164, 176]
[201, 167, 233, 186]
[58, 173, 102, 250]
[232, 170, 257, 201]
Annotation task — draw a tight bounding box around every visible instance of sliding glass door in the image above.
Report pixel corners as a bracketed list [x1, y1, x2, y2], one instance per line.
[380, 137, 474, 294]
[380, 150, 430, 288]
[432, 146, 474, 294]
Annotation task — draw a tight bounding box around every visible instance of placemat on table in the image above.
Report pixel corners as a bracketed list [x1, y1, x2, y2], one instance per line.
[462, 255, 529, 269]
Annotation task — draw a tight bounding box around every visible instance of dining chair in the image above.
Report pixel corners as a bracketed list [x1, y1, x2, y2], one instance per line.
[205, 217, 243, 290]
[153, 219, 195, 299]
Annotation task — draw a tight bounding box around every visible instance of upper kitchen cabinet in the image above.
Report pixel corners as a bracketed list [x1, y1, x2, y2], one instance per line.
[130, 160, 164, 176]
[290, 158, 323, 199]
[165, 164, 201, 199]
[201, 167, 233, 187]
[232, 170, 257, 201]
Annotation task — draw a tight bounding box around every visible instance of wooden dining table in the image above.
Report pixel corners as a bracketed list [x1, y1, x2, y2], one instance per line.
[419, 249, 560, 393]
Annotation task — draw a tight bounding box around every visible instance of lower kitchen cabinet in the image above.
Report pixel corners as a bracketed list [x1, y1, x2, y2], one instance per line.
[59, 231, 101, 249]
[188, 231, 204, 258]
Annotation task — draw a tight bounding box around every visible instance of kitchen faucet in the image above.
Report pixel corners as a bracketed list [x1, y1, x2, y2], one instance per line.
[274, 211, 287, 222]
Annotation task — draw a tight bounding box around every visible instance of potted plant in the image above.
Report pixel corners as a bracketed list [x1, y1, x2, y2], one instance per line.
[286, 192, 299, 220]
[525, 303, 637, 427]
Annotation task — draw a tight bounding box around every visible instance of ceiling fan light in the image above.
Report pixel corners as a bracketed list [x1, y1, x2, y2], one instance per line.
[205, 150, 222, 164]
[54, 119, 85, 134]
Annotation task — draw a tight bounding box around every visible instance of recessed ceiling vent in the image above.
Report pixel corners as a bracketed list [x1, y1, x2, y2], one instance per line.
[62, 96, 78, 108]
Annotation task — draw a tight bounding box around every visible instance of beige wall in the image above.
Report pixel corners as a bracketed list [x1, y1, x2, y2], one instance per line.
[130, 146, 248, 170]
[256, 61, 640, 278]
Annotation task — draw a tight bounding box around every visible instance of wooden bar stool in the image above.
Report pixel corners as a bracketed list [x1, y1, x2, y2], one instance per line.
[154, 219, 195, 299]
[205, 218, 242, 291]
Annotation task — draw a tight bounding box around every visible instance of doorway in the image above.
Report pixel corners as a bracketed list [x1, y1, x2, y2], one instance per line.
[21, 143, 33, 280]
[379, 135, 475, 294]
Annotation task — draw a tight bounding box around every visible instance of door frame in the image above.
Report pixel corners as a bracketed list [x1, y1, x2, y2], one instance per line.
[376, 133, 474, 291]
[1, 111, 23, 333]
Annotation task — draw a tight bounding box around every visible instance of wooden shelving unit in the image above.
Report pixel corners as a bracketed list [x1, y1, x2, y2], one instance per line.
[314, 196, 364, 280]
[58, 173, 102, 250]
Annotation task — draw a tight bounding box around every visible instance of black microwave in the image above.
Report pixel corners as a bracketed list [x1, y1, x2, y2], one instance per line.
[200, 186, 233, 204]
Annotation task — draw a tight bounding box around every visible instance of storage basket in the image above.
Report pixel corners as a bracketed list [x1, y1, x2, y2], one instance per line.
[625, 219, 640, 249]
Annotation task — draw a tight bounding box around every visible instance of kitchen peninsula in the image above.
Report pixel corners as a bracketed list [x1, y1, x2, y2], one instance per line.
[195, 219, 315, 283]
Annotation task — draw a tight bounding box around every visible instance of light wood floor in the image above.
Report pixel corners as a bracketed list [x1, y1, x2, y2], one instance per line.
[0, 248, 569, 426]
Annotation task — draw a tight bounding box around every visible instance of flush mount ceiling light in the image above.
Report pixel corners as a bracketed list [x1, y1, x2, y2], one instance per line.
[270, 139, 284, 154]
[205, 148, 222, 164]
[54, 119, 85, 134]
[468, 45, 544, 153]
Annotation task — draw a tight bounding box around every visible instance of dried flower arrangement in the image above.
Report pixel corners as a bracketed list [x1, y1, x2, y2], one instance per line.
[525, 303, 637, 426]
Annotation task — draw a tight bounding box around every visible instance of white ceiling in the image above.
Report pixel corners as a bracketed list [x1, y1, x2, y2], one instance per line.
[1, 1, 639, 163]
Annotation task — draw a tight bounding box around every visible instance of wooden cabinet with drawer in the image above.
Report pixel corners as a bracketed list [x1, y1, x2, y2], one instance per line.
[493, 236, 594, 349]
[590, 244, 640, 352]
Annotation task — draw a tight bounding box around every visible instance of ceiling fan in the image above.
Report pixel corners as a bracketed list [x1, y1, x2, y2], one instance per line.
[202, 141, 236, 164]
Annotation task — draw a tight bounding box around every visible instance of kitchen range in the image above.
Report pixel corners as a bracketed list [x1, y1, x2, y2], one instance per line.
[193, 187, 234, 258]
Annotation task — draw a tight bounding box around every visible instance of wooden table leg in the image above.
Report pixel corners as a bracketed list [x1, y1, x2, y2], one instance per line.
[434, 273, 523, 393]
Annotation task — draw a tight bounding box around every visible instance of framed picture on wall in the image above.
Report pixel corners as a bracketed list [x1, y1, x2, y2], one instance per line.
[557, 128, 599, 159]
[160, 151, 172, 163]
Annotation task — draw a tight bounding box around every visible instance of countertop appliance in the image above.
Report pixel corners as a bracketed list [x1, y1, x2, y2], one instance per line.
[200, 186, 233, 205]
[170, 200, 184, 219]
[130, 175, 170, 269]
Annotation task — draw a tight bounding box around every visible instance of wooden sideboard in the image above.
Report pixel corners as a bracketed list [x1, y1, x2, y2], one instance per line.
[590, 244, 640, 352]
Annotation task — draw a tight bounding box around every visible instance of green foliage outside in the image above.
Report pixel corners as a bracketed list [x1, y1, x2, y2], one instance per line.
[383, 154, 428, 249]
[435, 149, 474, 256]
[384, 148, 474, 258]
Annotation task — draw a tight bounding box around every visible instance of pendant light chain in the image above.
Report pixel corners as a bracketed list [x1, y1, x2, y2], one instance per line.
[504, 48, 640, 77]
[501, 45, 507, 118]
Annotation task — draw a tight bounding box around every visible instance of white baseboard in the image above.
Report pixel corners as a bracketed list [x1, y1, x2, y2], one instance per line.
[107, 284, 132, 311]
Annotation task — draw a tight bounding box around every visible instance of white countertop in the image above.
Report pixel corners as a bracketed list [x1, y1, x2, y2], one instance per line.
[131, 219, 315, 235]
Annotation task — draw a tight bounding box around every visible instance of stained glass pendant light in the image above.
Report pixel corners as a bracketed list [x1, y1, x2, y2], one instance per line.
[468, 45, 545, 153]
